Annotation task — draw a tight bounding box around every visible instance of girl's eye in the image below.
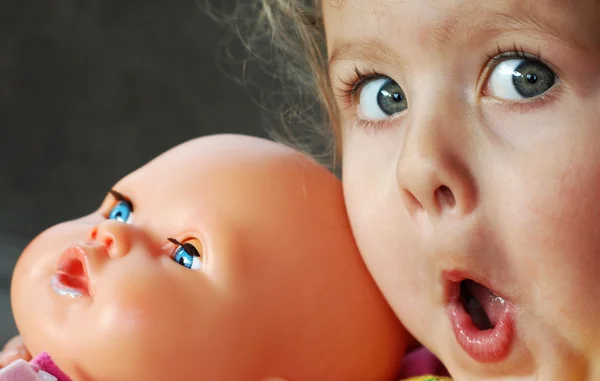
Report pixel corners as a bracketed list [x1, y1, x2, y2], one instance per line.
[487, 58, 557, 100]
[108, 201, 133, 224]
[168, 238, 202, 271]
[358, 77, 407, 119]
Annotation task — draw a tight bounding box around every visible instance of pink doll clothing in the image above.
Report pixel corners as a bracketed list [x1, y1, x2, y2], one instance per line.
[398, 346, 450, 378]
[0, 353, 71, 381]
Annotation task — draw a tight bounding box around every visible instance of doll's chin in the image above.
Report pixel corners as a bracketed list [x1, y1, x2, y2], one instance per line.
[12, 272, 85, 356]
[19, 328, 87, 379]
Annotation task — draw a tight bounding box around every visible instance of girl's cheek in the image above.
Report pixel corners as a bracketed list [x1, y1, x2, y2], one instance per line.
[343, 161, 426, 319]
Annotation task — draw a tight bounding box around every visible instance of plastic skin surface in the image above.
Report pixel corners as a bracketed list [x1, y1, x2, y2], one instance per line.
[11, 134, 407, 381]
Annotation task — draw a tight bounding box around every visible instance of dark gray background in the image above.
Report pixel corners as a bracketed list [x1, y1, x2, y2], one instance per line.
[0, 1, 270, 343]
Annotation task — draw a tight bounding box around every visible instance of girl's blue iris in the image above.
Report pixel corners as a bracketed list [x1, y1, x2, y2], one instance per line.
[108, 201, 133, 223]
[173, 245, 201, 270]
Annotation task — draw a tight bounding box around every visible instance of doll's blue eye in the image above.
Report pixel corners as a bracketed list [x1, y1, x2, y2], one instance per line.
[108, 201, 133, 224]
[172, 243, 202, 270]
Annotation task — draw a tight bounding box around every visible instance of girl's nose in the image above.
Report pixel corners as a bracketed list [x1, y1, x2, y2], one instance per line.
[89, 219, 132, 259]
[396, 99, 478, 221]
[396, 145, 476, 219]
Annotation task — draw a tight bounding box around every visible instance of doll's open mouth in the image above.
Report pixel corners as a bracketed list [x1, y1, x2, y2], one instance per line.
[51, 245, 91, 298]
[446, 276, 514, 363]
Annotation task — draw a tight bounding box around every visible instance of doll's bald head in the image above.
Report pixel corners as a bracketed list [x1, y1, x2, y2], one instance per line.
[12, 134, 407, 381]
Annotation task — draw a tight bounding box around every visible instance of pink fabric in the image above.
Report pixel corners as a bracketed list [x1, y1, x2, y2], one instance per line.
[0, 359, 40, 381]
[30, 353, 71, 381]
[398, 347, 449, 378]
[0, 353, 71, 381]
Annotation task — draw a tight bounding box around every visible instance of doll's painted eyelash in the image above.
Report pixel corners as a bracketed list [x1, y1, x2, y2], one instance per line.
[167, 237, 201, 257]
[108, 189, 134, 211]
[168, 238, 202, 270]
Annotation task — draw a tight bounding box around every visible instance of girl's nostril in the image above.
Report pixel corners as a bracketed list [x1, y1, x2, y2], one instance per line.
[90, 228, 98, 240]
[436, 185, 456, 208]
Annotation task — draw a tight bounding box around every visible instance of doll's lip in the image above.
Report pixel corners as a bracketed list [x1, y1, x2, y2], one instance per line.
[443, 270, 515, 363]
[53, 244, 93, 298]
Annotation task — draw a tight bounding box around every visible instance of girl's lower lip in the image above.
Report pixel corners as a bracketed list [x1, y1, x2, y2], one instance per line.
[447, 298, 515, 363]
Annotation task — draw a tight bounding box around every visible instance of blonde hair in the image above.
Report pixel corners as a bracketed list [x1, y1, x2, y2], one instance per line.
[201, 0, 340, 168]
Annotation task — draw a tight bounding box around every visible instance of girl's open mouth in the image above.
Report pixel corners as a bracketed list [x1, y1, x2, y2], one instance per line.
[446, 277, 515, 363]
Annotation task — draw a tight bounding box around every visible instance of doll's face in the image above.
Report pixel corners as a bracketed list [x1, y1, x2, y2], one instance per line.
[13, 137, 281, 380]
[12, 135, 405, 381]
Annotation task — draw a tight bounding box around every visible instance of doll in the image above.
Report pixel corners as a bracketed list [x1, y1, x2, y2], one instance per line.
[7, 134, 409, 381]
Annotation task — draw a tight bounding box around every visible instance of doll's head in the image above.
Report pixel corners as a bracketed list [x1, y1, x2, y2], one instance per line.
[11, 134, 406, 381]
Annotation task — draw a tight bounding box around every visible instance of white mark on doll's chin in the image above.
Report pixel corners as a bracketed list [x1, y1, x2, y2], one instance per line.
[51, 274, 83, 298]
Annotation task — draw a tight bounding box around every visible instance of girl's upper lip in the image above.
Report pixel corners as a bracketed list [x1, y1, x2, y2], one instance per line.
[442, 269, 507, 304]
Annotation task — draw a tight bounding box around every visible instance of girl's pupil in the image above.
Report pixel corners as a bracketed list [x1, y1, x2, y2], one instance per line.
[526, 73, 538, 84]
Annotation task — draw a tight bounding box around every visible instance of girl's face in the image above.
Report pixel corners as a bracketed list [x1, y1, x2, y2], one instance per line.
[324, 0, 600, 379]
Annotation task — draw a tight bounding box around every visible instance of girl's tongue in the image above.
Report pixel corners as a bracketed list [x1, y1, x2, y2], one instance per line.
[462, 279, 506, 329]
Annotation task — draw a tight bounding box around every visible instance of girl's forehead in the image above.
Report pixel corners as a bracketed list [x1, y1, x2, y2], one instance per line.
[323, 0, 597, 52]
[324, 0, 590, 16]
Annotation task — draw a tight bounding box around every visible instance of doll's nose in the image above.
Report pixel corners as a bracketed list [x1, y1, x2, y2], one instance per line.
[89, 220, 131, 259]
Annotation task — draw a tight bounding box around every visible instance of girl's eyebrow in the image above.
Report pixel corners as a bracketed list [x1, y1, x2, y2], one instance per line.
[472, 10, 584, 51]
[328, 38, 405, 72]
[329, 7, 583, 70]
[433, 6, 585, 52]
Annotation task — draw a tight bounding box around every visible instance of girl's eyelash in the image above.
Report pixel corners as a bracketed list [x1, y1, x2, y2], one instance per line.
[167, 237, 200, 257]
[334, 42, 550, 132]
[354, 119, 391, 133]
[109, 189, 134, 210]
[334, 42, 541, 104]
[335, 66, 385, 106]
[485, 42, 542, 68]
[335, 66, 399, 132]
